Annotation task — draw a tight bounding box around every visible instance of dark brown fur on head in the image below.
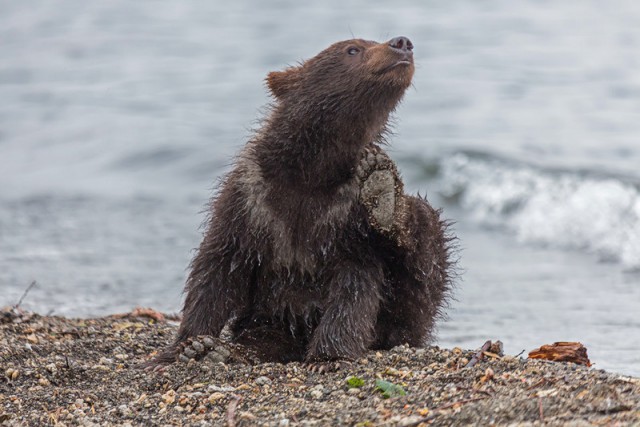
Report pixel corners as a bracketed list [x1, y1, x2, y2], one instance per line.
[150, 37, 454, 366]
[267, 39, 414, 140]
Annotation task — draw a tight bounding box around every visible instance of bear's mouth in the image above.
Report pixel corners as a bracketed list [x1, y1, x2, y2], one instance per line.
[376, 59, 413, 75]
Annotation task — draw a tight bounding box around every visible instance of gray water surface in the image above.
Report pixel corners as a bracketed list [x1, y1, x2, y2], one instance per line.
[1, 1, 639, 376]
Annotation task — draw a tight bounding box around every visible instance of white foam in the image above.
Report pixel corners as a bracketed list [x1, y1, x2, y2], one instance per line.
[437, 152, 640, 269]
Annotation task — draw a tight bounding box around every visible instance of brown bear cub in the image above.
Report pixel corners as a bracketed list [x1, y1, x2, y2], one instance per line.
[151, 36, 454, 367]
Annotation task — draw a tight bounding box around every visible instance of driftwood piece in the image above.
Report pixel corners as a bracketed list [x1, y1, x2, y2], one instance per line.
[109, 307, 174, 322]
[528, 342, 591, 367]
[465, 340, 492, 368]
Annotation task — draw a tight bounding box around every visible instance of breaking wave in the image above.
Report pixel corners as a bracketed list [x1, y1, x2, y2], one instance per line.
[434, 151, 640, 269]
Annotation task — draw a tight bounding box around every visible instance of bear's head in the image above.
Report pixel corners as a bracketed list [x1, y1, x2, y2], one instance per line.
[266, 36, 415, 116]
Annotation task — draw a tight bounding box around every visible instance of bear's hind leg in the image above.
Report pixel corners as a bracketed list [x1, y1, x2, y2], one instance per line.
[375, 195, 454, 350]
[305, 260, 384, 361]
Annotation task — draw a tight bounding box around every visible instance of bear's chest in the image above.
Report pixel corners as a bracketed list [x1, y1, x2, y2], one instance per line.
[235, 151, 363, 272]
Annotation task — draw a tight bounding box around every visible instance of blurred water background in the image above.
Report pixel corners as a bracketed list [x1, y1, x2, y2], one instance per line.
[1, 1, 639, 376]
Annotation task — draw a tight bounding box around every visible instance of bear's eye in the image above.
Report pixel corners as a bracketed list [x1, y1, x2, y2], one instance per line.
[347, 47, 360, 56]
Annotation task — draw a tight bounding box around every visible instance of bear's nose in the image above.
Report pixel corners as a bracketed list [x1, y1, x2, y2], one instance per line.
[388, 36, 413, 53]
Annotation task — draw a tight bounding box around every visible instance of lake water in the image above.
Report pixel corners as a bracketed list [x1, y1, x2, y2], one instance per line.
[1, 1, 639, 376]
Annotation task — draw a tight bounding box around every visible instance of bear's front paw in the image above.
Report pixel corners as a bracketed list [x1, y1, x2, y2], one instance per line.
[356, 145, 403, 233]
[177, 335, 231, 364]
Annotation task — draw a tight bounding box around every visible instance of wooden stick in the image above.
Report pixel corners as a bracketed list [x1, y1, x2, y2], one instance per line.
[465, 340, 492, 368]
[538, 396, 544, 422]
[15, 281, 37, 309]
[226, 395, 242, 427]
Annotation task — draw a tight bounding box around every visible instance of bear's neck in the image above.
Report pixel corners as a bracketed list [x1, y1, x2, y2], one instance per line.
[255, 106, 389, 191]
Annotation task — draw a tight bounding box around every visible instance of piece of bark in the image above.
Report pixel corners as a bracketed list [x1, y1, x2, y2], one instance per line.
[528, 342, 591, 367]
[109, 307, 171, 322]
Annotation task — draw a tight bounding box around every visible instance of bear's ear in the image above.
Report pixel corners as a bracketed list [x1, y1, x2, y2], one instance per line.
[266, 66, 302, 99]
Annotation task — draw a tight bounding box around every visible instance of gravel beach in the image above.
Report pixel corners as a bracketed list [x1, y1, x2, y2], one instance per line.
[1, 307, 639, 426]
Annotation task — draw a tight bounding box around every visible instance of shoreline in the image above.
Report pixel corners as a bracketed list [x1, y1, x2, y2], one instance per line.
[1, 308, 639, 426]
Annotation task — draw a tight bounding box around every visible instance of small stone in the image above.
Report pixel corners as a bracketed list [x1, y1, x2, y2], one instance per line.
[239, 412, 257, 421]
[207, 385, 235, 393]
[279, 419, 290, 426]
[485, 367, 495, 380]
[347, 388, 360, 395]
[191, 341, 205, 353]
[255, 376, 272, 385]
[5, 368, 19, 380]
[208, 392, 225, 403]
[183, 347, 197, 358]
[201, 336, 215, 349]
[309, 389, 323, 399]
[398, 416, 423, 426]
[162, 390, 176, 405]
[38, 378, 50, 386]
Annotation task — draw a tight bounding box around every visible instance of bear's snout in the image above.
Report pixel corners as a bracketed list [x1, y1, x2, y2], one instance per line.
[388, 36, 413, 53]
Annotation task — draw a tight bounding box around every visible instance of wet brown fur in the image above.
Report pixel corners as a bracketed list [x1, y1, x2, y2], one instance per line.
[154, 38, 454, 364]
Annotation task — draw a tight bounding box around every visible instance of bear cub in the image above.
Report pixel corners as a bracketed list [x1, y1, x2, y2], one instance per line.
[152, 36, 454, 367]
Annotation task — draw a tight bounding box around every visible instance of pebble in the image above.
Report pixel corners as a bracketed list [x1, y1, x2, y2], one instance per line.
[162, 390, 176, 405]
[183, 347, 197, 358]
[5, 368, 19, 380]
[397, 415, 423, 426]
[201, 336, 215, 348]
[207, 385, 235, 393]
[208, 392, 225, 403]
[309, 389, 323, 399]
[191, 341, 205, 353]
[117, 404, 129, 416]
[255, 376, 272, 385]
